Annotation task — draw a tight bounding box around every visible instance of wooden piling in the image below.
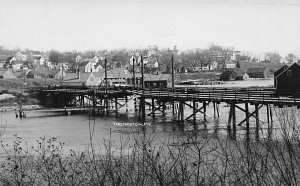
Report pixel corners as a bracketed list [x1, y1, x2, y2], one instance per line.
[232, 103, 236, 136]
[193, 99, 196, 123]
[203, 101, 207, 121]
[152, 98, 155, 118]
[213, 102, 216, 117]
[125, 96, 128, 112]
[141, 97, 145, 120]
[245, 103, 249, 132]
[255, 104, 259, 139]
[115, 98, 118, 113]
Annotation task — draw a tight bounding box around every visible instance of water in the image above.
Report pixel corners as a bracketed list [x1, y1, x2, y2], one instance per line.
[0, 99, 279, 152]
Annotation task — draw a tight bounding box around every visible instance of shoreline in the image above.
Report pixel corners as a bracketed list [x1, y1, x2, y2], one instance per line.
[0, 105, 41, 112]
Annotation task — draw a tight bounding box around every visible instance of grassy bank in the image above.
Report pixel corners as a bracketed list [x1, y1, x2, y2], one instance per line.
[0, 78, 60, 107]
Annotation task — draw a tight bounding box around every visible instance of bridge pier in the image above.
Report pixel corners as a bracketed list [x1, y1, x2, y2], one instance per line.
[152, 98, 155, 118]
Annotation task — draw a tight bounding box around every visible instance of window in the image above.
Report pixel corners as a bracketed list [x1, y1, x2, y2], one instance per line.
[287, 70, 292, 77]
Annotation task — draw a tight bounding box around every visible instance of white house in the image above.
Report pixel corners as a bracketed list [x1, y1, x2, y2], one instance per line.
[76, 55, 82, 63]
[79, 61, 95, 72]
[146, 60, 159, 68]
[225, 61, 236, 69]
[94, 63, 103, 72]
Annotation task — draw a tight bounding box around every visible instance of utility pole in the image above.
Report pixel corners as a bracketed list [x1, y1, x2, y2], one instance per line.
[61, 61, 64, 80]
[105, 58, 108, 93]
[141, 55, 144, 93]
[133, 56, 135, 89]
[171, 53, 175, 93]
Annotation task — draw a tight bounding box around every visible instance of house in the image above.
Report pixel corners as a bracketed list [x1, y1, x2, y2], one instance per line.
[20, 65, 29, 70]
[225, 60, 236, 69]
[0, 69, 17, 79]
[46, 61, 53, 68]
[219, 68, 248, 81]
[76, 55, 82, 63]
[14, 70, 27, 78]
[146, 60, 159, 68]
[31, 51, 42, 57]
[144, 67, 161, 75]
[94, 63, 103, 72]
[0, 61, 5, 68]
[275, 63, 300, 92]
[144, 74, 171, 88]
[93, 68, 133, 86]
[247, 67, 272, 79]
[6, 56, 16, 64]
[33, 56, 45, 65]
[11, 60, 23, 70]
[62, 72, 98, 87]
[93, 56, 100, 63]
[78, 61, 95, 72]
[15, 51, 27, 61]
[25, 68, 65, 79]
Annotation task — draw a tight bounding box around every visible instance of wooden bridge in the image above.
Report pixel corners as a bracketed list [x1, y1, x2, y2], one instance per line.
[31, 86, 300, 139]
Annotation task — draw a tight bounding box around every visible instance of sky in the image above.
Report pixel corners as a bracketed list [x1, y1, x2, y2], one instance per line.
[0, 0, 299, 57]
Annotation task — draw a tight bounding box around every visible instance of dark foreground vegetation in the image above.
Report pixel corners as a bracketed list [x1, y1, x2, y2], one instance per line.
[0, 107, 300, 185]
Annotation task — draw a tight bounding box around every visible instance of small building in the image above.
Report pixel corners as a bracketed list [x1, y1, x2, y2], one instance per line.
[11, 60, 23, 70]
[78, 61, 95, 73]
[94, 63, 103, 72]
[145, 60, 159, 68]
[62, 72, 98, 87]
[275, 63, 300, 92]
[247, 67, 272, 79]
[76, 55, 82, 63]
[220, 68, 248, 81]
[144, 74, 171, 88]
[225, 60, 236, 69]
[0, 69, 17, 79]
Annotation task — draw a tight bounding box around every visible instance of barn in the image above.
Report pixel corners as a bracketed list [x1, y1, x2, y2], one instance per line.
[274, 65, 288, 87]
[275, 63, 300, 95]
[219, 68, 248, 81]
[247, 67, 272, 79]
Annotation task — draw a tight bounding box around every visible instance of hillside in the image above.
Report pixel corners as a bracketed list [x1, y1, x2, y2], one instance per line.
[0, 78, 61, 93]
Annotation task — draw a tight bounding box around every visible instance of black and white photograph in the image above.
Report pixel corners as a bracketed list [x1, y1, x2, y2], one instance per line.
[0, 0, 300, 185]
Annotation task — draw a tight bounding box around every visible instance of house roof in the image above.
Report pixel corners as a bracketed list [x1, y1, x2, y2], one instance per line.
[30, 68, 61, 76]
[32, 51, 41, 55]
[107, 68, 132, 79]
[234, 68, 246, 76]
[275, 63, 300, 79]
[147, 60, 158, 65]
[274, 65, 289, 78]
[220, 70, 235, 78]
[144, 74, 170, 81]
[78, 61, 90, 67]
[225, 60, 235, 65]
[64, 72, 92, 82]
[34, 56, 42, 60]
[6, 56, 14, 63]
[0, 69, 9, 76]
[94, 63, 102, 68]
[11, 60, 23, 65]
[247, 67, 268, 74]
